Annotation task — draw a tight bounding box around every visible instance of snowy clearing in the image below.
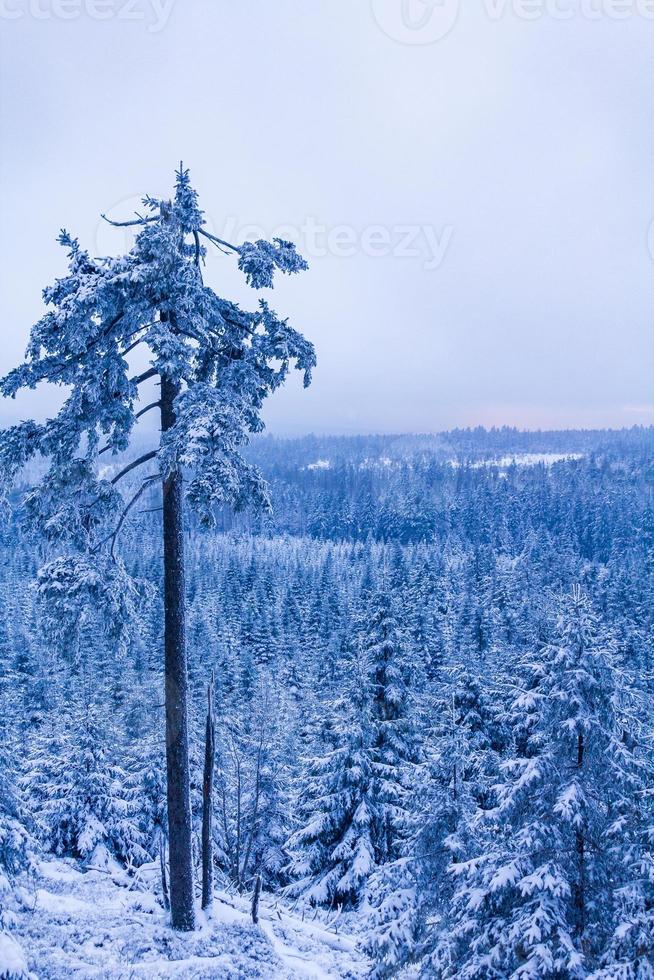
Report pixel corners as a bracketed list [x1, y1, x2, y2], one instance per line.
[8, 859, 369, 979]
[450, 452, 584, 469]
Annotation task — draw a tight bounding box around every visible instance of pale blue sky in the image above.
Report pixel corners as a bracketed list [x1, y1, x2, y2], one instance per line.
[1, 1, 653, 434]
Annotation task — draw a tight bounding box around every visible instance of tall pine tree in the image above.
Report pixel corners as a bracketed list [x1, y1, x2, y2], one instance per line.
[0, 167, 314, 928]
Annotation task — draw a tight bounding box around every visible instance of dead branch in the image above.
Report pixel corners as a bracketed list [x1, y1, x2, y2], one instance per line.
[198, 228, 241, 255]
[110, 450, 158, 486]
[98, 401, 161, 457]
[101, 214, 156, 228]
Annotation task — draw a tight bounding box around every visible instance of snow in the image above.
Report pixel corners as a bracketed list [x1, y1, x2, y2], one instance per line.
[36, 888, 103, 915]
[259, 921, 334, 980]
[39, 860, 85, 883]
[450, 453, 583, 469]
[10, 858, 369, 978]
[358, 457, 395, 470]
[0, 931, 28, 978]
[489, 860, 522, 891]
[306, 460, 331, 471]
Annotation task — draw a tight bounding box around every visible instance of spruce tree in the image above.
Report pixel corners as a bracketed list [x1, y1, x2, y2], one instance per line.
[0, 747, 30, 908]
[437, 589, 645, 978]
[0, 744, 31, 980]
[27, 711, 146, 867]
[364, 590, 418, 864]
[366, 667, 503, 977]
[289, 592, 419, 909]
[287, 681, 377, 908]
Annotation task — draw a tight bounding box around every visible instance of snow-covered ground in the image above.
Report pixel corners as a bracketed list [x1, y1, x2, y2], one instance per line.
[450, 452, 584, 469]
[303, 452, 585, 474]
[7, 859, 369, 979]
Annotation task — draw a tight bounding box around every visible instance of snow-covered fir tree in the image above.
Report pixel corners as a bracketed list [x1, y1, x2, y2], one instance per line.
[26, 711, 146, 867]
[286, 678, 377, 908]
[433, 589, 649, 978]
[365, 591, 420, 864]
[366, 666, 504, 976]
[289, 591, 420, 909]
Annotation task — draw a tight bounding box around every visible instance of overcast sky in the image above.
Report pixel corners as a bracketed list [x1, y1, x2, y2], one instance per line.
[1, 0, 653, 435]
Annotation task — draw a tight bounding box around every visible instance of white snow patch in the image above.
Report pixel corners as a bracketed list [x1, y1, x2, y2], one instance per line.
[38, 859, 85, 883]
[13, 858, 369, 978]
[358, 457, 396, 470]
[450, 453, 583, 469]
[36, 888, 98, 914]
[0, 931, 28, 978]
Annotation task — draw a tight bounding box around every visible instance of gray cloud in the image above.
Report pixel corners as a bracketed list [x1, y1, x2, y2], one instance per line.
[1, 1, 652, 434]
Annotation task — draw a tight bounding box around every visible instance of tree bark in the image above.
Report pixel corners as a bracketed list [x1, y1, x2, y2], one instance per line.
[160, 834, 170, 912]
[161, 370, 196, 931]
[251, 873, 262, 925]
[201, 675, 216, 910]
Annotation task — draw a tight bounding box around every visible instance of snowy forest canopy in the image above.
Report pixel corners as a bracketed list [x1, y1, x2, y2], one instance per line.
[1, 425, 654, 977]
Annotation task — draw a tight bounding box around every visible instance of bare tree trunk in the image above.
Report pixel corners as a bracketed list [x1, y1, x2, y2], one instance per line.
[161, 370, 195, 931]
[251, 873, 262, 925]
[202, 675, 216, 911]
[160, 835, 170, 912]
[235, 753, 242, 890]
